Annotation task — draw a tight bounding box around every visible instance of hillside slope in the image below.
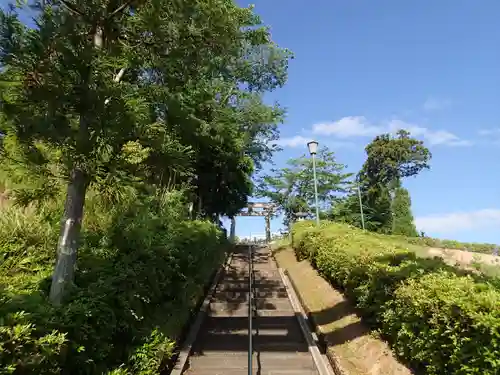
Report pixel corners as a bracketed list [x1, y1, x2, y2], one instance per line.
[291, 220, 500, 375]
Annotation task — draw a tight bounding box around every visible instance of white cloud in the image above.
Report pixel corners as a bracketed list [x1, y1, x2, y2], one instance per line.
[415, 209, 500, 234]
[311, 116, 471, 147]
[312, 116, 383, 138]
[423, 97, 452, 112]
[388, 120, 473, 146]
[478, 128, 500, 136]
[275, 135, 312, 148]
[276, 135, 354, 149]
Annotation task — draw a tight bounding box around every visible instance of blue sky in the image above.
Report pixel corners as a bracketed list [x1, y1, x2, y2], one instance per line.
[229, 0, 500, 243]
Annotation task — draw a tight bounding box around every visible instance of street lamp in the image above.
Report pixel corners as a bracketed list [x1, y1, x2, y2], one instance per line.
[355, 180, 366, 230]
[389, 188, 396, 233]
[307, 141, 320, 226]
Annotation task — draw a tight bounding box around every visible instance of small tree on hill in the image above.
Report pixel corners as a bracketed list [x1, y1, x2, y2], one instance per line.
[391, 187, 418, 237]
[256, 146, 352, 227]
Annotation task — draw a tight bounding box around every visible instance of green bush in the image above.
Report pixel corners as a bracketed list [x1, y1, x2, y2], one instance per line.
[292, 220, 500, 375]
[0, 190, 227, 374]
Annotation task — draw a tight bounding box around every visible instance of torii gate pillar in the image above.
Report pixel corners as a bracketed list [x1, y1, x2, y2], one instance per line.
[265, 215, 271, 243]
[230, 217, 236, 243]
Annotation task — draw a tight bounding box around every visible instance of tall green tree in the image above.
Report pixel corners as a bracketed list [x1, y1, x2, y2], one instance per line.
[0, 0, 291, 303]
[360, 129, 431, 187]
[256, 146, 352, 227]
[391, 186, 418, 237]
[356, 129, 431, 233]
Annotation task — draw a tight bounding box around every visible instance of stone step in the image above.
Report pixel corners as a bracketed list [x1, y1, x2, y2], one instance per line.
[227, 258, 273, 265]
[187, 369, 319, 375]
[210, 297, 291, 309]
[211, 293, 289, 302]
[217, 279, 283, 287]
[201, 327, 303, 340]
[202, 315, 302, 332]
[253, 259, 275, 262]
[215, 286, 285, 295]
[253, 269, 281, 275]
[195, 330, 304, 345]
[209, 300, 293, 313]
[190, 351, 314, 360]
[220, 273, 282, 280]
[214, 289, 289, 300]
[216, 285, 287, 294]
[192, 332, 309, 353]
[217, 280, 283, 288]
[251, 262, 275, 267]
[209, 308, 296, 318]
[250, 255, 272, 260]
[201, 317, 303, 338]
[188, 351, 316, 370]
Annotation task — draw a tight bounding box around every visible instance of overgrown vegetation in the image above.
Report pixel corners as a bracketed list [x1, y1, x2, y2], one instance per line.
[0, 0, 291, 373]
[0, 190, 227, 374]
[0, 0, 290, 303]
[293, 221, 500, 375]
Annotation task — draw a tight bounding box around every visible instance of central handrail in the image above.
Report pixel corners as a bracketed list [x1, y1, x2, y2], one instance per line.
[248, 244, 253, 375]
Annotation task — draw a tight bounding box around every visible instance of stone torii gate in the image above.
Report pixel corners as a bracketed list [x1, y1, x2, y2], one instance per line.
[230, 202, 276, 243]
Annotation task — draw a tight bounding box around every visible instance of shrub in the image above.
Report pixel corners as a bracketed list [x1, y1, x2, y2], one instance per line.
[293, 220, 500, 375]
[0, 189, 228, 374]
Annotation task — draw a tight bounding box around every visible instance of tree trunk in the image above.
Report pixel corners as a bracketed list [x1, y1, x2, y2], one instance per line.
[49, 167, 88, 305]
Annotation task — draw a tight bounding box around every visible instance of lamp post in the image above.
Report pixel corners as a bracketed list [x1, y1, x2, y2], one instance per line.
[356, 180, 365, 230]
[307, 140, 320, 227]
[389, 187, 395, 233]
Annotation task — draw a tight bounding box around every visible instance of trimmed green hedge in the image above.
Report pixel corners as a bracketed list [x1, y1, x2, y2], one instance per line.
[293, 221, 500, 375]
[0, 190, 228, 374]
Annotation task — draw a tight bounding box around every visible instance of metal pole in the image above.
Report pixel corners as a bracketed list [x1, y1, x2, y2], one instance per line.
[312, 153, 320, 226]
[390, 189, 395, 234]
[357, 183, 365, 230]
[248, 245, 253, 375]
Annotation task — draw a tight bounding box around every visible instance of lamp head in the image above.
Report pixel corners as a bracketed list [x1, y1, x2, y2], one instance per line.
[307, 140, 318, 155]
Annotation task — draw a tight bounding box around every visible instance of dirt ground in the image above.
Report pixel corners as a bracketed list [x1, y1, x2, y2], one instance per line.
[426, 247, 500, 267]
[421, 247, 500, 278]
[273, 246, 413, 375]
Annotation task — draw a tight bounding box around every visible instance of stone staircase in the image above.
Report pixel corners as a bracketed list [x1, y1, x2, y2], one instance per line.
[184, 245, 319, 375]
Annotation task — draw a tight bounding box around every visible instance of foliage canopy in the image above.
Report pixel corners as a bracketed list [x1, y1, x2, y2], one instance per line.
[0, 0, 292, 302]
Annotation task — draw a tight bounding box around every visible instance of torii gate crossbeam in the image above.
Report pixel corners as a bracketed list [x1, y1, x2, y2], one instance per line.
[231, 202, 276, 243]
